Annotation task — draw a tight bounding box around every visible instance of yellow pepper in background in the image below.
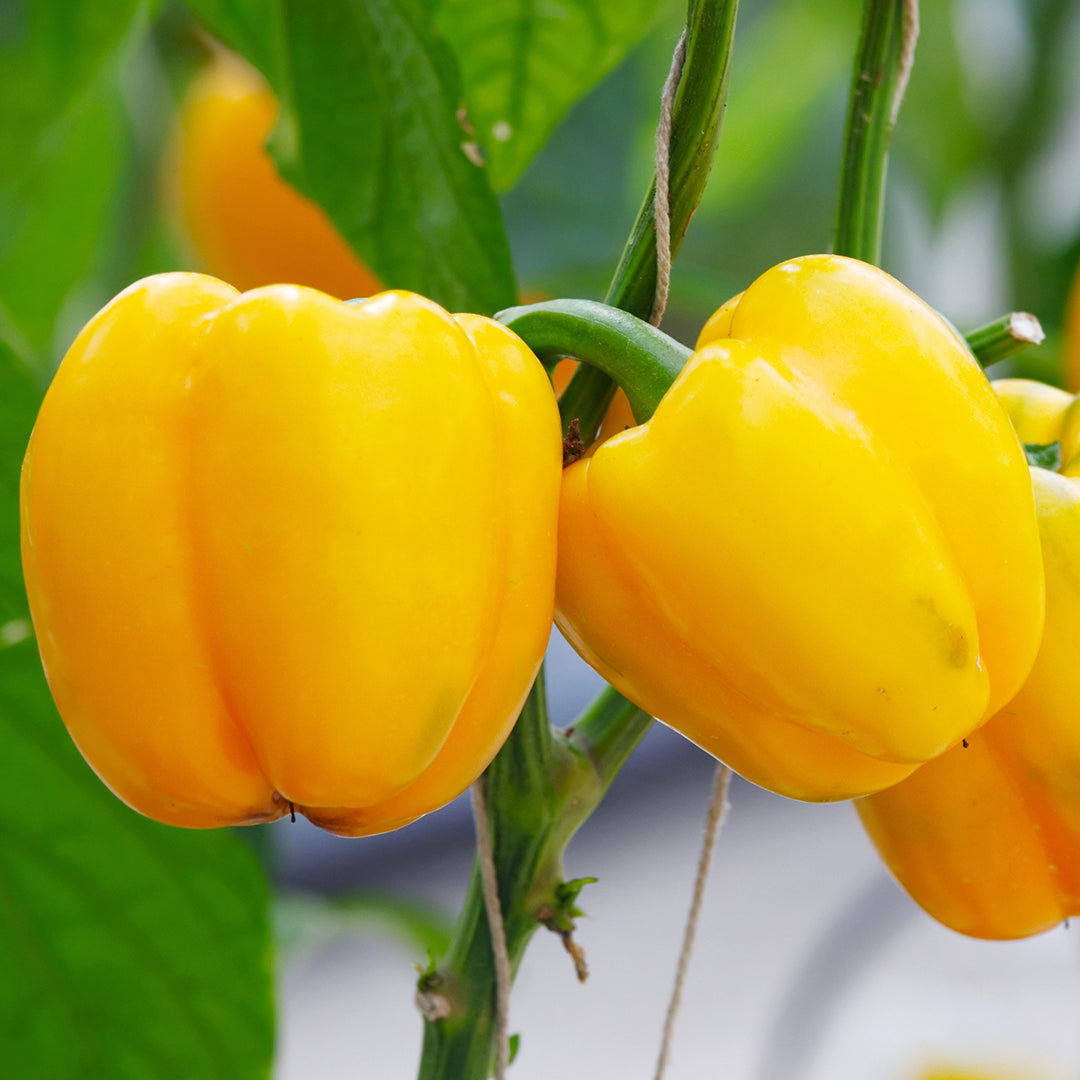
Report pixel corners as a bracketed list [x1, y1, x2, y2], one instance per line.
[20, 274, 561, 835]
[555, 254, 1044, 801]
[858, 378, 1080, 939]
[169, 49, 381, 299]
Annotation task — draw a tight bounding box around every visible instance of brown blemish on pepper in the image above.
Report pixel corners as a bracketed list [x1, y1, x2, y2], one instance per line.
[947, 624, 969, 668]
[563, 418, 586, 467]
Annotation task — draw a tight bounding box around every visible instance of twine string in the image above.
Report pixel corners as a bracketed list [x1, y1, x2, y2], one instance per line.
[472, 778, 512, 1079]
[890, 0, 920, 126]
[654, 764, 733, 1080]
[651, 30, 688, 327]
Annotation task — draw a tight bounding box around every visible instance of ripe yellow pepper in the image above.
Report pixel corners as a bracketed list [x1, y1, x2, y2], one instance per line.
[858, 378, 1080, 939]
[555, 255, 1044, 801]
[20, 274, 561, 835]
[169, 49, 381, 298]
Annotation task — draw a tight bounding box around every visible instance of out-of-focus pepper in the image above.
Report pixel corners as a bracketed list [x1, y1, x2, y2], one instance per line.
[169, 49, 381, 298]
[858, 378, 1080, 939]
[554, 255, 1044, 801]
[20, 273, 561, 835]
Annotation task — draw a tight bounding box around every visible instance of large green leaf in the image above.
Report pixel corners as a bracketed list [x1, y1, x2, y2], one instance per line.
[0, 0, 153, 189]
[0, 348, 38, 624]
[436, 0, 666, 192]
[0, 344, 275, 1078]
[184, 0, 518, 314]
[0, 87, 128, 363]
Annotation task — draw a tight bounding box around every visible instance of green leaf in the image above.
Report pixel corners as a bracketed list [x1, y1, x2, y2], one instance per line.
[0, 0, 153, 189]
[892, 0, 987, 217]
[698, 0, 857, 213]
[175, 0, 283, 82]
[1024, 441, 1062, 471]
[0, 345, 38, 625]
[0, 86, 129, 363]
[0, 341, 275, 1079]
[276, 891, 454, 961]
[184, 0, 518, 314]
[435, 0, 666, 192]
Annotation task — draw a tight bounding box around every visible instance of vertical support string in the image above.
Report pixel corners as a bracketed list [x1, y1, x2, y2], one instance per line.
[653, 765, 733, 1079]
[472, 778, 512, 1079]
[651, 31, 689, 327]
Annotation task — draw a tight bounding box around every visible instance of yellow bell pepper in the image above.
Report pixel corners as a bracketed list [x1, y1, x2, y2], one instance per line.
[555, 254, 1044, 801]
[858, 378, 1080, 938]
[20, 273, 561, 835]
[169, 49, 381, 299]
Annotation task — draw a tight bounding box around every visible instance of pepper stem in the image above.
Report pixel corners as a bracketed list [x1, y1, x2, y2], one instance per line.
[497, 299, 691, 425]
[964, 312, 1046, 368]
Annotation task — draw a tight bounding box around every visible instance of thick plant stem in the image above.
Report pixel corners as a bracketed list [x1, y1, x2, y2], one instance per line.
[416, 677, 652, 1080]
[561, 0, 740, 441]
[498, 299, 691, 423]
[833, 0, 910, 264]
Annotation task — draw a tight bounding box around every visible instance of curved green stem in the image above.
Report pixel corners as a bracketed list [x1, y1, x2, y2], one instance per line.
[562, 0, 740, 441]
[498, 299, 691, 424]
[834, 0, 909, 263]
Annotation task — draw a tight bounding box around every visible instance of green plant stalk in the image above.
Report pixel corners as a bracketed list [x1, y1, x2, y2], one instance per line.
[416, 677, 651, 1079]
[497, 299, 691, 422]
[560, 0, 739, 441]
[833, 0, 906, 264]
[964, 312, 1046, 369]
[415, 2, 738, 1075]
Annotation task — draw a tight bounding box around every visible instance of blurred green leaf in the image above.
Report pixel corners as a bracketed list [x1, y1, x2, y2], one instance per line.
[276, 890, 454, 961]
[893, 0, 987, 218]
[0, 0, 154, 189]
[436, 0, 666, 192]
[183, 0, 518, 313]
[174, 0, 283, 81]
[0, 345, 38, 624]
[501, 53, 645, 293]
[699, 0, 856, 213]
[1023, 440, 1063, 470]
[0, 87, 129, 363]
[0, 340, 274, 1079]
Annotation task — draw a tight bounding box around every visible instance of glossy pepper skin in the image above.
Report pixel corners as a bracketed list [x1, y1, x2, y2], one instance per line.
[170, 49, 381, 298]
[555, 254, 1044, 801]
[20, 274, 561, 835]
[858, 378, 1080, 939]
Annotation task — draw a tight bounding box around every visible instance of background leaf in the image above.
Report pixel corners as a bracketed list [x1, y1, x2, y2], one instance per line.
[696, 0, 857, 213]
[0, 339, 275, 1078]
[436, 0, 668, 192]
[0, 87, 129, 364]
[184, 0, 518, 313]
[0, 0, 153, 189]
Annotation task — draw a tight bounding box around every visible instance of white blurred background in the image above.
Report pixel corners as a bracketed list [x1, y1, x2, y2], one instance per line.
[272, 632, 1080, 1080]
